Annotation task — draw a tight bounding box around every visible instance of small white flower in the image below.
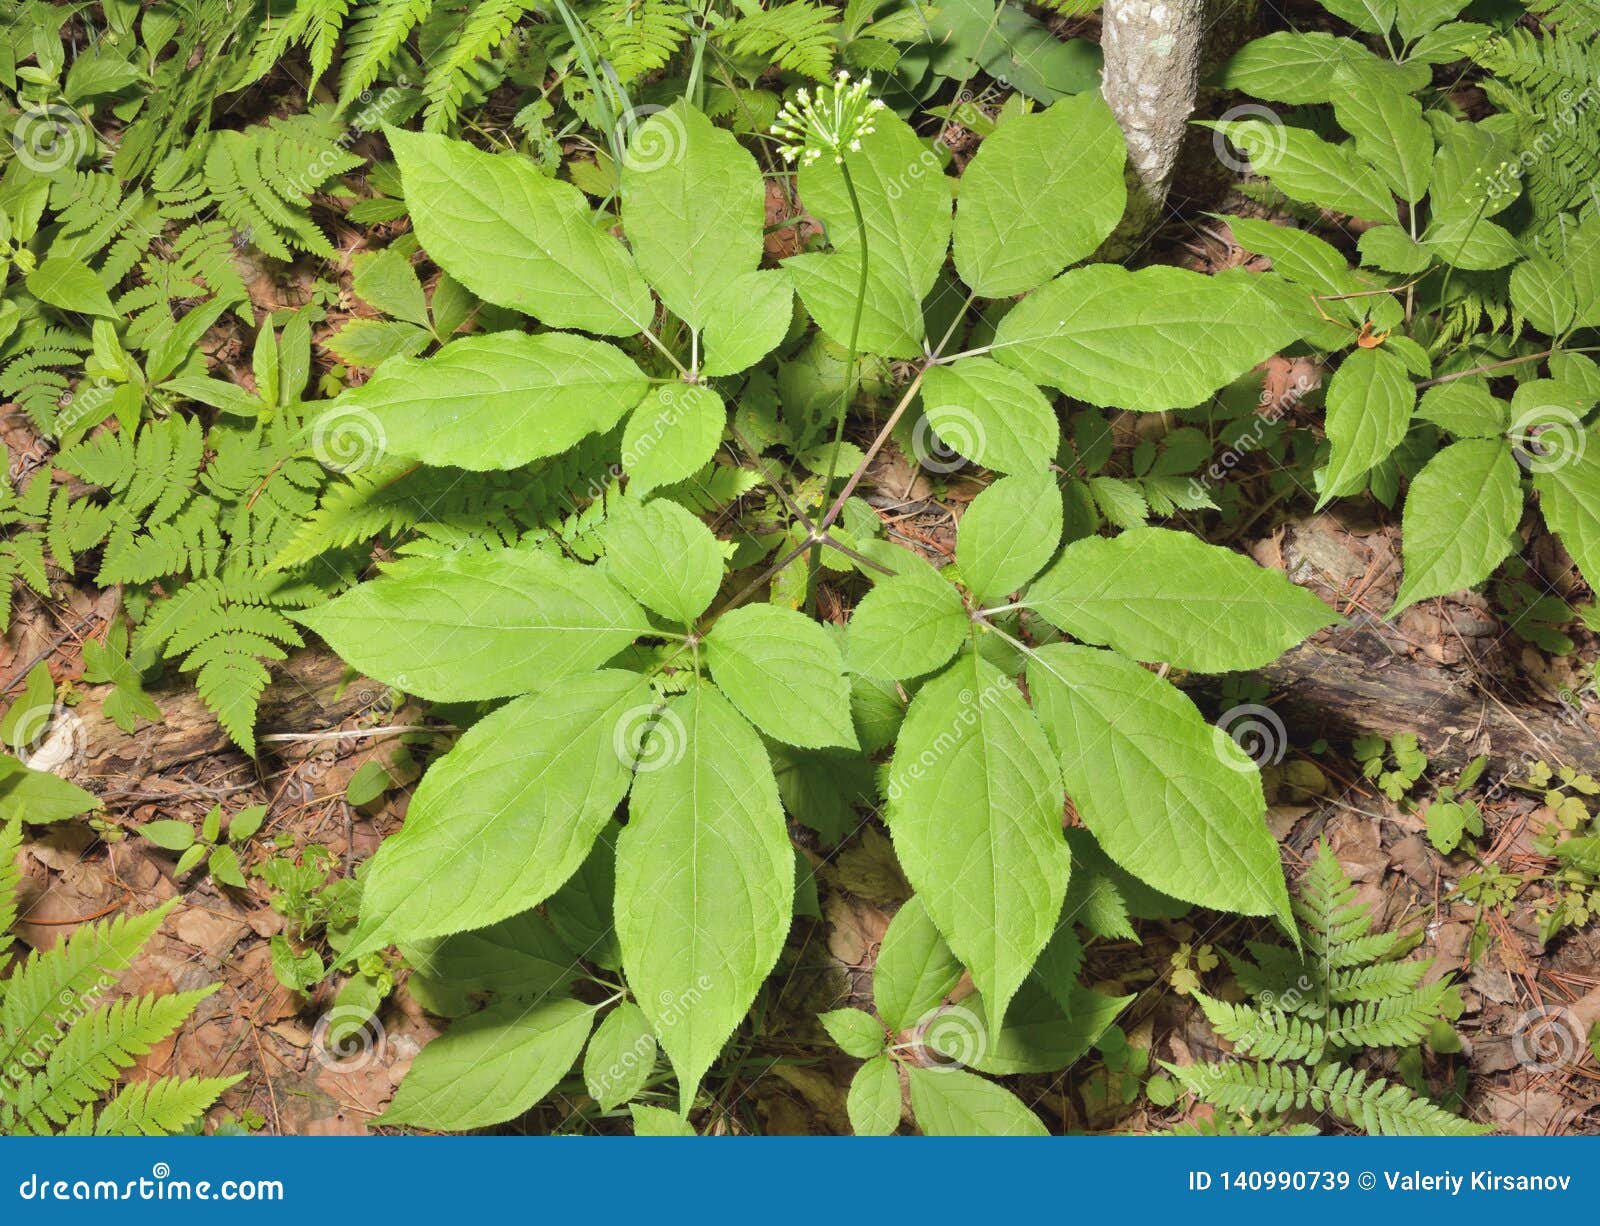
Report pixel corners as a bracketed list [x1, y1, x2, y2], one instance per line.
[770, 71, 885, 169]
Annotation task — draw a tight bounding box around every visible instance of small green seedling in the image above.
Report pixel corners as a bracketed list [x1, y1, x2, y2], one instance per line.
[138, 803, 267, 888]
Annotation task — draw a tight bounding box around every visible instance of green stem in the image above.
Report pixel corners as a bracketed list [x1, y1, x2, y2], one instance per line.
[808, 161, 869, 609]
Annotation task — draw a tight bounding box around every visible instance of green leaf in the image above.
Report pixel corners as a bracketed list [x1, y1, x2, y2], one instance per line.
[1512, 255, 1576, 336]
[785, 111, 951, 358]
[345, 760, 391, 807]
[1533, 432, 1600, 592]
[953, 92, 1126, 297]
[1026, 643, 1293, 930]
[1420, 215, 1520, 271]
[294, 549, 650, 701]
[227, 805, 267, 843]
[621, 103, 764, 331]
[1416, 379, 1506, 438]
[402, 910, 577, 1008]
[1330, 62, 1432, 203]
[700, 269, 793, 377]
[991, 266, 1308, 411]
[630, 1103, 696, 1135]
[1392, 440, 1521, 615]
[847, 1053, 901, 1135]
[706, 605, 857, 750]
[820, 1006, 887, 1058]
[328, 332, 648, 471]
[387, 127, 651, 336]
[1322, 0, 1394, 34]
[602, 497, 724, 624]
[1320, 347, 1415, 501]
[905, 1064, 1046, 1136]
[919, 359, 1059, 475]
[348, 670, 651, 955]
[138, 820, 195, 852]
[378, 997, 597, 1130]
[844, 568, 969, 681]
[26, 257, 116, 317]
[208, 844, 247, 889]
[1024, 528, 1338, 672]
[1203, 120, 1397, 223]
[959, 980, 1133, 1075]
[1216, 32, 1400, 104]
[583, 1002, 657, 1111]
[873, 896, 963, 1034]
[956, 468, 1062, 607]
[886, 655, 1070, 1028]
[351, 247, 430, 328]
[615, 685, 793, 1109]
[0, 758, 98, 825]
[621, 384, 725, 496]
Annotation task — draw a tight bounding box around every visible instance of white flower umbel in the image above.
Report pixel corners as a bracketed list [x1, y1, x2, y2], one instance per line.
[770, 71, 886, 167]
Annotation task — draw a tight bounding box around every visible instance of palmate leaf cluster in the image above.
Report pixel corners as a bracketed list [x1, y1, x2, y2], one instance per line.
[273, 93, 1360, 1134]
[0, 820, 238, 1135]
[1210, 0, 1600, 624]
[1167, 843, 1486, 1137]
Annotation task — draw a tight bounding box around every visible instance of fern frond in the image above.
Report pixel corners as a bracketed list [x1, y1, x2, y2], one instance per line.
[0, 818, 20, 961]
[340, 0, 436, 107]
[0, 900, 176, 1075]
[721, 2, 839, 79]
[1327, 959, 1430, 1003]
[1193, 993, 1324, 1062]
[593, 0, 691, 81]
[1324, 982, 1453, 1052]
[1313, 1064, 1488, 1136]
[92, 1073, 243, 1136]
[421, 0, 540, 131]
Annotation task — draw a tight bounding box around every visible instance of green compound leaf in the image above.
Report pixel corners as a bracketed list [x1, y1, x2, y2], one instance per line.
[621, 102, 766, 331]
[324, 331, 648, 471]
[347, 670, 651, 956]
[705, 604, 857, 750]
[1026, 643, 1293, 932]
[602, 497, 725, 624]
[953, 92, 1126, 298]
[785, 110, 951, 358]
[1392, 439, 1521, 615]
[622, 383, 726, 496]
[378, 997, 597, 1131]
[616, 685, 793, 1110]
[992, 266, 1307, 411]
[387, 127, 652, 336]
[906, 1064, 1047, 1136]
[956, 468, 1063, 607]
[886, 655, 1071, 1028]
[1024, 527, 1339, 673]
[844, 568, 970, 681]
[919, 358, 1059, 475]
[1202, 120, 1398, 223]
[1320, 346, 1415, 503]
[294, 549, 651, 701]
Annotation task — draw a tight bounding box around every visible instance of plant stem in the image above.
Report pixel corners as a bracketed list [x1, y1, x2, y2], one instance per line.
[808, 162, 869, 609]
